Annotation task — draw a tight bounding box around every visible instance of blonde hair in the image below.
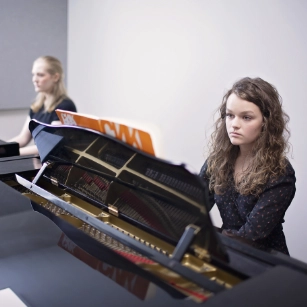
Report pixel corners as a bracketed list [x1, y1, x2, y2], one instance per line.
[206, 77, 290, 196]
[31, 56, 68, 113]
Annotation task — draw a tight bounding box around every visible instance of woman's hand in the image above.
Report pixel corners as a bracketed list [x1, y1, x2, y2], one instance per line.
[222, 229, 254, 246]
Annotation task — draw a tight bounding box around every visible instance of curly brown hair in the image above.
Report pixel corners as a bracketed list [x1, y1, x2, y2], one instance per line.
[206, 77, 290, 196]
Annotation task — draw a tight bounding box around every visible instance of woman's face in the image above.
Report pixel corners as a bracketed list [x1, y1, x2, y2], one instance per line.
[32, 60, 58, 94]
[225, 93, 263, 152]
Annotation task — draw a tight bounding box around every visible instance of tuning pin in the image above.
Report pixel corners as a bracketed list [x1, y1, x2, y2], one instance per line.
[84, 224, 91, 234]
[90, 227, 95, 237]
[95, 230, 100, 240]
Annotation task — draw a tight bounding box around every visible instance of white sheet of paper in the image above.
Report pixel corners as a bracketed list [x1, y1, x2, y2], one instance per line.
[0, 288, 27, 306]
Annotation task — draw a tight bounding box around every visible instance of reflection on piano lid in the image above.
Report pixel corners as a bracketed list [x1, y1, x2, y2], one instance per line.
[57, 232, 156, 301]
[4, 119, 307, 305]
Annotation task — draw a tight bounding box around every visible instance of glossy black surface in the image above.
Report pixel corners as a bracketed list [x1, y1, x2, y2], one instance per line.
[0, 154, 41, 177]
[1, 123, 307, 306]
[3, 169, 307, 306]
[0, 139, 19, 158]
[29, 120, 228, 263]
[0, 181, 199, 306]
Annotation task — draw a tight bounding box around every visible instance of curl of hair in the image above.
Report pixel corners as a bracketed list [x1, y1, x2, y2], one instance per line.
[31, 56, 68, 113]
[206, 77, 290, 196]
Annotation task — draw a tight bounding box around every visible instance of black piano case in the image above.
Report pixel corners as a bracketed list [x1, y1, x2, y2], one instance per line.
[9, 119, 307, 304]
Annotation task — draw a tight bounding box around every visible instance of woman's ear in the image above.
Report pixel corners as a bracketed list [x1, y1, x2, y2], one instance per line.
[261, 119, 267, 132]
[53, 73, 60, 83]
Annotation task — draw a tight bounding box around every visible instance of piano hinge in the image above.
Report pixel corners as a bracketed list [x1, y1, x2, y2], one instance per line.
[108, 204, 118, 217]
[193, 247, 211, 262]
[50, 176, 59, 186]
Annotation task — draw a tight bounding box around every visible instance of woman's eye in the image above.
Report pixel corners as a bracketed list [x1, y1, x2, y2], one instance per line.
[226, 113, 234, 118]
[243, 116, 251, 120]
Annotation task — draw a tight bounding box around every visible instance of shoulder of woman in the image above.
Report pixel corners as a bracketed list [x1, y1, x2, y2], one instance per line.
[284, 158, 295, 176]
[57, 97, 77, 111]
[266, 158, 296, 188]
[58, 97, 74, 105]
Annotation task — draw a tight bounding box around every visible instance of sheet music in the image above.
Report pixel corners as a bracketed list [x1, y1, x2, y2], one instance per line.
[0, 288, 27, 306]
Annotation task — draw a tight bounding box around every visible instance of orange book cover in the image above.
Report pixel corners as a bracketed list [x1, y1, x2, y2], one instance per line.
[56, 109, 155, 156]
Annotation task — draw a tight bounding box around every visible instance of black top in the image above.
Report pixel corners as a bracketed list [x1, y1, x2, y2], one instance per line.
[199, 160, 296, 254]
[29, 98, 77, 124]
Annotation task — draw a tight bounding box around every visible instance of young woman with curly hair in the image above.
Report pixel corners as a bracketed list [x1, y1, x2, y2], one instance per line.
[200, 77, 296, 255]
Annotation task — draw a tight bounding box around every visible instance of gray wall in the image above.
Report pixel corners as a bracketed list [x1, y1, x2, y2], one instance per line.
[0, 0, 68, 110]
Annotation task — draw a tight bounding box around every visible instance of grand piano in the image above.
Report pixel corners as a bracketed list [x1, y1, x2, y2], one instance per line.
[0, 119, 307, 307]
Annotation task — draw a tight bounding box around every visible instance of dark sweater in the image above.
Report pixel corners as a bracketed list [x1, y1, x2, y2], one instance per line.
[29, 98, 77, 124]
[199, 160, 296, 254]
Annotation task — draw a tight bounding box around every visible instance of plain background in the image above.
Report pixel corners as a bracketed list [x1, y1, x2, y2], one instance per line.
[0, 0, 68, 110]
[0, 0, 306, 263]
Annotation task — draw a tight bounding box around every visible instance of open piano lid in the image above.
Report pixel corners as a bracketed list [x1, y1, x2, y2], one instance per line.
[16, 119, 233, 298]
[8, 119, 307, 305]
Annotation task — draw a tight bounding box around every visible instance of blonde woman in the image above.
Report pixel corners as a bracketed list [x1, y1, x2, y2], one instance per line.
[9, 56, 77, 155]
[200, 77, 295, 255]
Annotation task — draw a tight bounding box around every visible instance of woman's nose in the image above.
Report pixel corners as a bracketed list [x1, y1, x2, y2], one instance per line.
[231, 117, 240, 128]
